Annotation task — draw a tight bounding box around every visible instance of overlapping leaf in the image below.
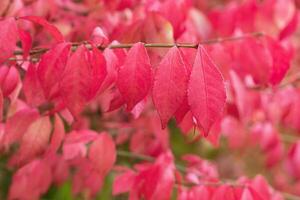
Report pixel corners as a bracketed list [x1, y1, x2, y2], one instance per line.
[117, 42, 152, 111]
[0, 18, 18, 63]
[59, 45, 107, 116]
[37, 42, 71, 99]
[20, 16, 64, 43]
[152, 46, 189, 128]
[188, 45, 226, 135]
[88, 132, 116, 175]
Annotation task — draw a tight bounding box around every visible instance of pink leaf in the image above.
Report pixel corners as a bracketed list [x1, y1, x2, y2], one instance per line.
[63, 130, 98, 160]
[279, 11, 298, 40]
[0, 89, 3, 122]
[266, 37, 290, 85]
[23, 63, 45, 107]
[88, 132, 116, 175]
[229, 70, 248, 119]
[20, 16, 64, 43]
[9, 116, 52, 165]
[131, 98, 147, 119]
[152, 46, 189, 128]
[103, 87, 125, 112]
[174, 49, 193, 123]
[48, 114, 65, 153]
[0, 17, 18, 63]
[91, 26, 109, 46]
[18, 28, 32, 59]
[60, 45, 107, 117]
[3, 108, 39, 148]
[212, 185, 236, 200]
[188, 45, 226, 135]
[117, 42, 152, 111]
[37, 42, 71, 99]
[72, 158, 104, 197]
[0, 66, 19, 97]
[113, 169, 136, 195]
[9, 159, 52, 200]
[100, 49, 119, 92]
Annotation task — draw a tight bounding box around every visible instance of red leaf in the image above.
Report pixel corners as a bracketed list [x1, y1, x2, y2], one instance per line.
[266, 37, 290, 85]
[279, 11, 298, 40]
[152, 47, 189, 128]
[117, 42, 152, 111]
[48, 114, 65, 153]
[88, 132, 116, 175]
[18, 28, 32, 59]
[99, 47, 127, 94]
[188, 45, 226, 135]
[60, 45, 107, 116]
[0, 17, 18, 63]
[90, 26, 109, 46]
[9, 116, 52, 165]
[212, 185, 236, 200]
[3, 108, 39, 148]
[0, 66, 20, 97]
[229, 70, 248, 119]
[174, 49, 193, 123]
[63, 130, 98, 160]
[37, 42, 71, 99]
[72, 158, 104, 196]
[20, 16, 64, 43]
[103, 87, 125, 112]
[233, 38, 273, 84]
[0, 89, 3, 122]
[23, 64, 45, 107]
[9, 159, 52, 200]
[100, 49, 119, 93]
[113, 169, 136, 195]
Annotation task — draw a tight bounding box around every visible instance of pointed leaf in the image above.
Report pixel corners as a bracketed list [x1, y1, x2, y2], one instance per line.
[0, 17, 18, 63]
[20, 16, 64, 43]
[23, 64, 45, 107]
[0, 89, 3, 122]
[18, 28, 32, 59]
[9, 159, 52, 200]
[3, 108, 39, 148]
[152, 47, 189, 128]
[37, 42, 71, 99]
[279, 11, 298, 40]
[0, 66, 19, 97]
[10, 116, 52, 165]
[117, 42, 152, 111]
[60, 45, 107, 116]
[188, 46, 226, 135]
[174, 49, 193, 123]
[88, 132, 116, 175]
[48, 114, 65, 153]
[266, 37, 290, 85]
[113, 169, 136, 195]
[63, 130, 98, 160]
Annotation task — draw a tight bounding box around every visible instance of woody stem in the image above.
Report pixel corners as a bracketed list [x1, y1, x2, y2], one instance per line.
[12, 32, 264, 59]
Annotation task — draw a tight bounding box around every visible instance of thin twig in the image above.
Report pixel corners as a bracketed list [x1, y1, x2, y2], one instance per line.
[12, 32, 264, 59]
[117, 150, 154, 162]
[116, 150, 300, 200]
[117, 150, 186, 173]
[283, 192, 300, 200]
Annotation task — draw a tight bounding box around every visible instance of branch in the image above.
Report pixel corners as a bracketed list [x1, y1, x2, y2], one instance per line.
[116, 150, 300, 200]
[116, 150, 186, 173]
[11, 32, 264, 60]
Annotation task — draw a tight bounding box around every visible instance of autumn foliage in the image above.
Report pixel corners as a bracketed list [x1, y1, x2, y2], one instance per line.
[0, 0, 300, 199]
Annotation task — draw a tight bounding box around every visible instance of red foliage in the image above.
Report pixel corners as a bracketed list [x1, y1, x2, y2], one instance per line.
[0, 0, 299, 199]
